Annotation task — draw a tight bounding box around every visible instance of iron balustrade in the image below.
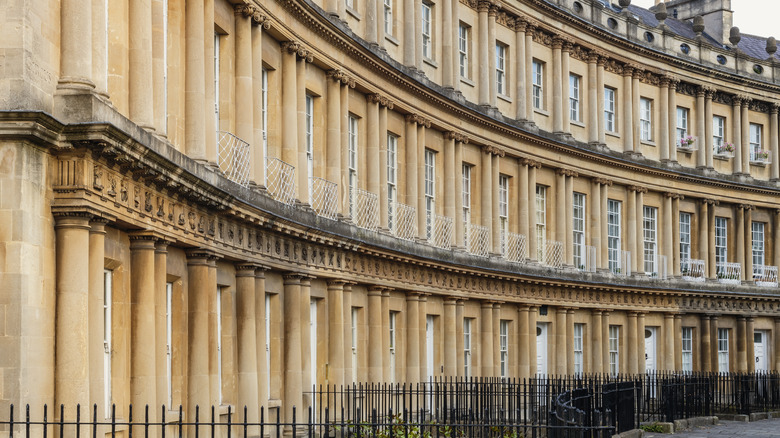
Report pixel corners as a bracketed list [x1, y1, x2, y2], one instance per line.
[717, 262, 742, 285]
[753, 264, 779, 287]
[466, 223, 490, 258]
[265, 157, 296, 206]
[310, 177, 339, 220]
[217, 131, 251, 187]
[391, 202, 417, 241]
[681, 259, 706, 282]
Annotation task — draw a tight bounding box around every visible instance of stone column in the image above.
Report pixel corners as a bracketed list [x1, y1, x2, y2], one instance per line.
[54, 216, 90, 420]
[591, 310, 603, 374]
[744, 205, 754, 282]
[283, 274, 304, 425]
[664, 314, 675, 371]
[441, 0, 453, 88]
[566, 309, 575, 375]
[737, 316, 747, 372]
[487, 5, 498, 108]
[366, 95, 381, 201]
[92, 0, 108, 97]
[561, 42, 572, 134]
[481, 301, 494, 377]
[342, 283, 353, 382]
[379, 102, 390, 230]
[552, 38, 564, 134]
[477, 1, 490, 106]
[525, 23, 536, 125]
[455, 139, 466, 248]
[418, 294, 428, 381]
[366, 0, 377, 44]
[622, 66, 634, 153]
[747, 317, 756, 373]
[185, 0, 206, 160]
[130, 234, 158, 410]
[235, 5, 254, 177]
[632, 69, 642, 153]
[705, 87, 715, 168]
[733, 96, 744, 174]
[129, 0, 154, 129]
[695, 88, 706, 168]
[672, 195, 682, 277]
[663, 194, 674, 278]
[492, 303, 502, 377]
[403, 0, 415, 67]
[406, 293, 420, 383]
[528, 162, 538, 261]
[327, 280, 346, 388]
[699, 200, 709, 276]
[186, 250, 214, 423]
[153, 240, 169, 410]
[515, 20, 528, 120]
[701, 315, 712, 373]
[326, 71, 343, 213]
[235, 265, 259, 424]
[772, 104, 780, 180]
[381, 290, 391, 380]
[668, 78, 679, 162]
[88, 218, 108, 419]
[556, 307, 567, 375]
[627, 187, 638, 273]
[443, 298, 457, 376]
[737, 205, 746, 281]
[518, 306, 530, 380]
[742, 97, 751, 174]
[405, 115, 419, 228]
[281, 42, 299, 199]
[60, 0, 94, 90]
[659, 77, 670, 161]
[255, 267, 269, 409]
[601, 312, 610, 374]
[556, 169, 566, 255]
[710, 316, 719, 372]
[252, 15, 269, 186]
[528, 306, 538, 377]
[481, 146, 494, 252]
[597, 56, 606, 145]
[674, 314, 682, 370]
[368, 287, 384, 382]
[587, 52, 599, 143]
[637, 313, 646, 374]
[627, 312, 638, 375]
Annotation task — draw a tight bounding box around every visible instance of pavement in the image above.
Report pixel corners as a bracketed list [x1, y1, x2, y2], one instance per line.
[644, 418, 780, 437]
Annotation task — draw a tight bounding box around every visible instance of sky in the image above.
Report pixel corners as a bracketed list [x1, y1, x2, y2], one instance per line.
[631, 0, 777, 38]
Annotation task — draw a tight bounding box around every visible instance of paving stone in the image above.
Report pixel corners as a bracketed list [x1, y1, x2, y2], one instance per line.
[644, 418, 780, 437]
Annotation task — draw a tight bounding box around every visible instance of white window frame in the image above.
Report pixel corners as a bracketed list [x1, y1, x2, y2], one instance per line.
[424, 149, 436, 240]
[166, 282, 173, 408]
[681, 327, 693, 372]
[265, 294, 271, 399]
[305, 94, 314, 203]
[499, 320, 508, 378]
[348, 114, 358, 217]
[609, 325, 620, 377]
[679, 212, 691, 269]
[463, 318, 472, 377]
[462, 164, 471, 247]
[607, 200, 622, 274]
[421, 2, 433, 60]
[532, 60, 544, 110]
[214, 33, 220, 141]
[573, 193, 586, 270]
[387, 134, 398, 231]
[217, 287, 223, 404]
[676, 107, 689, 145]
[496, 43, 507, 96]
[351, 308, 358, 383]
[384, 0, 393, 36]
[715, 217, 727, 275]
[640, 97, 652, 141]
[713, 115, 725, 149]
[535, 185, 547, 261]
[752, 222, 765, 277]
[573, 323, 584, 375]
[346, 0, 354, 10]
[750, 123, 763, 161]
[458, 23, 470, 79]
[604, 87, 616, 133]
[499, 175, 508, 254]
[718, 328, 729, 372]
[643, 206, 658, 275]
[103, 269, 112, 416]
[389, 312, 397, 383]
[569, 74, 581, 122]
[262, 69, 268, 183]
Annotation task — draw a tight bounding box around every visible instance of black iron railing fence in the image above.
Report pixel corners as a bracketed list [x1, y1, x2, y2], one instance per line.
[2, 372, 779, 437]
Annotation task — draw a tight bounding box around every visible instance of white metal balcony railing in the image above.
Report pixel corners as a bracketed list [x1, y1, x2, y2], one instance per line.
[681, 259, 706, 282]
[503, 232, 528, 264]
[310, 177, 338, 220]
[542, 240, 564, 269]
[217, 131, 251, 187]
[577, 245, 597, 272]
[754, 264, 779, 287]
[265, 157, 296, 206]
[431, 215, 453, 250]
[391, 202, 417, 241]
[652, 255, 668, 280]
[611, 250, 632, 277]
[467, 223, 490, 258]
[354, 189, 379, 232]
[749, 149, 772, 165]
[717, 262, 742, 285]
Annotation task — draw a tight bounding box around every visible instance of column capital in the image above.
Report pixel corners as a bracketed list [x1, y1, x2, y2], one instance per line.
[593, 177, 613, 186]
[664, 192, 684, 200]
[327, 279, 349, 288]
[699, 85, 716, 98]
[444, 296, 458, 305]
[445, 131, 470, 144]
[326, 69, 356, 88]
[405, 291, 421, 301]
[621, 64, 635, 77]
[481, 145, 505, 157]
[663, 75, 680, 89]
[367, 285, 385, 296]
[734, 94, 752, 106]
[739, 203, 755, 211]
[590, 309, 602, 316]
[771, 102, 780, 114]
[513, 16, 529, 32]
[128, 231, 160, 249]
[632, 68, 645, 80]
[154, 239, 172, 254]
[405, 114, 431, 128]
[517, 304, 530, 312]
[481, 300, 494, 309]
[664, 313, 675, 319]
[282, 272, 307, 284]
[700, 198, 719, 206]
[551, 36, 564, 50]
[281, 41, 314, 62]
[627, 185, 648, 193]
[701, 314, 711, 321]
[251, 12, 271, 28]
[89, 217, 110, 234]
[519, 157, 542, 168]
[556, 168, 578, 177]
[235, 263, 260, 276]
[185, 248, 217, 263]
[234, 3, 257, 17]
[477, 0, 491, 13]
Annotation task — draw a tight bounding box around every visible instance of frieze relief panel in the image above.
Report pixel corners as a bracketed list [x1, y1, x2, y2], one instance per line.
[52, 151, 780, 316]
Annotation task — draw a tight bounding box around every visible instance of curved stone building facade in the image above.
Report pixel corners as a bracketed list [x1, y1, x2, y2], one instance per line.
[2, 0, 780, 426]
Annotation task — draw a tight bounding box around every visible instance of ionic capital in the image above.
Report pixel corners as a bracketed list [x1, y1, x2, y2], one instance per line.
[734, 94, 752, 105]
[593, 177, 613, 186]
[445, 131, 470, 144]
[628, 185, 648, 193]
[664, 192, 684, 200]
[234, 3, 256, 17]
[739, 203, 755, 211]
[405, 114, 431, 128]
[481, 145, 505, 157]
[701, 198, 719, 206]
[252, 13, 271, 28]
[520, 157, 542, 168]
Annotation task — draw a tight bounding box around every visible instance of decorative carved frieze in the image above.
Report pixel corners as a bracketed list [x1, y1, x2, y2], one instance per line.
[676, 81, 698, 96]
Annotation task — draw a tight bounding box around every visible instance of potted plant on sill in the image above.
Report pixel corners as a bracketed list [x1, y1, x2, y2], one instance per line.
[715, 141, 735, 158]
[751, 148, 771, 164]
[677, 135, 697, 152]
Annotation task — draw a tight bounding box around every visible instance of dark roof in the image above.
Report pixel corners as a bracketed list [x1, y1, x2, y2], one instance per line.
[625, 4, 722, 47]
[737, 33, 779, 61]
